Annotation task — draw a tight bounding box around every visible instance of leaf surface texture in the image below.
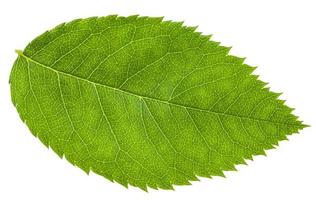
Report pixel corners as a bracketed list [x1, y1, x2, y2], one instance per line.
[10, 15, 306, 190]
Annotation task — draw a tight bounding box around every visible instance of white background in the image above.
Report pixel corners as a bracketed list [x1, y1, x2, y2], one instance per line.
[0, 0, 315, 199]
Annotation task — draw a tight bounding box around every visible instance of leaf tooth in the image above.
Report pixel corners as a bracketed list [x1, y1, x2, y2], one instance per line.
[91, 167, 115, 183]
[37, 135, 49, 149]
[172, 21, 185, 28]
[189, 25, 199, 32]
[139, 15, 150, 19]
[142, 16, 164, 26]
[214, 169, 226, 178]
[116, 15, 127, 21]
[258, 80, 269, 89]
[64, 153, 75, 167]
[114, 178, 129, 189]
[195, 33, 207, 46]
[54, 22, 66, 30]
[159, 182, 173, 191]
[207, 44, 232, 56]
[273, 92, 283, 98]
[239, 158, 248, 165]
[104, 14, 119, 22]
[135, 182, 149, 192]
[127, 14, 140, 20]
[248, 65, 258, 73]
[259, 149, 270, 157]
[198, 170, 221, 180]
[84, 16, 98, 22]
[97, 14, 117, 22]
[200, 34, 212, 42]
[145, 183, 158, 191]
[153, 181, 174, 191]
[77, 163, 91, 174]
[301, 121, 310, 128]
[240, 57, 247, 64]
[254, 148, 268, 156]
[230, 55, 246, 64]
[152, 16, 165, 23]
[65, 18, 82, 27]
[173, 179, 194, 188]
[224, 45, 233, 54]
[194, 31, 203, 37]
[226, 164, 238, 172]
[188, 174, 200, 182]
[160, 19, 173, 27]
[86, 167, 91, 175]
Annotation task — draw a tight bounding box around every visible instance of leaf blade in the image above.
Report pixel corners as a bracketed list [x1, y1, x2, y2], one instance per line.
[10, 15, 306, 190]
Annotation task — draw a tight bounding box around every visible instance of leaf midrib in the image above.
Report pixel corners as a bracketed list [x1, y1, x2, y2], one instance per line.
[16, 50, 299, 127]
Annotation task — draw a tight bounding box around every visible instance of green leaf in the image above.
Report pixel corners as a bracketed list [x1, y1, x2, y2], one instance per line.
[10, 15, 306, 191]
